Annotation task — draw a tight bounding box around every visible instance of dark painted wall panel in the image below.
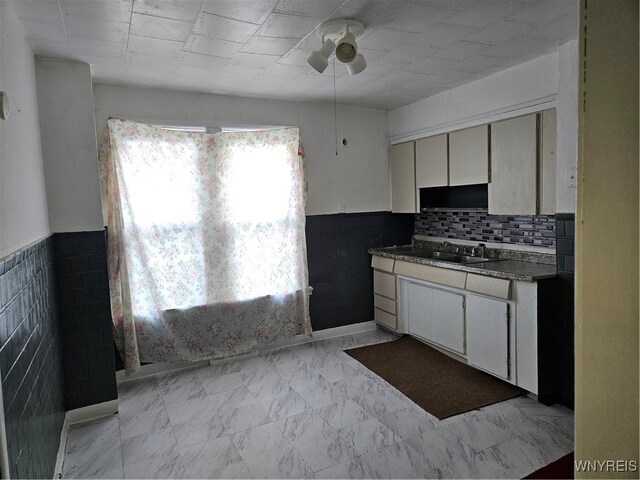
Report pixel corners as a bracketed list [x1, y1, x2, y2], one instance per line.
[54, 231, 117, 410]
[0, 237, 65, 479]
[306, 212, 414, 331]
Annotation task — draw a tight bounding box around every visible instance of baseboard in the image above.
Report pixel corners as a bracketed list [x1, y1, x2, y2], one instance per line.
[53, 399, 119, 479]
[116, 321, 378, 383]
[53, 417, 69, 479]
[116, 360, 210, 384]
[66, 399, 119, 425]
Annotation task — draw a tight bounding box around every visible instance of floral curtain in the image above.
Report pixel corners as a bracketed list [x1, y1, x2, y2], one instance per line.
[99, 118, 311, 374]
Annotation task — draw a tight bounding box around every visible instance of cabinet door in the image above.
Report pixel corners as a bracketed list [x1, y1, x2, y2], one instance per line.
[407, 281, 465, 354]
[415, 134, 448, 188]
[449, 125, 489, 186]
[390, 142, 416, 213]
[489, 114, 537, 214]
[466, 294, 509, 379]
[539, 108, 556, 214]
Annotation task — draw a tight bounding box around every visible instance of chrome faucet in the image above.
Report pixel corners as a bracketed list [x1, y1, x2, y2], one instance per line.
[471, 243, 486, 258]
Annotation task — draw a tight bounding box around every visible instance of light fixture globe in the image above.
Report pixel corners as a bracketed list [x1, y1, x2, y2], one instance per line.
[346, 53, 367, 75]
[309, 18, 366, 74]
[335, 32, 357, 64]
[307, 38, 336, 73]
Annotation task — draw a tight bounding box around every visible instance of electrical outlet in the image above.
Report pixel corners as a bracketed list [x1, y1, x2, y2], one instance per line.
[566, 167, 577, 187]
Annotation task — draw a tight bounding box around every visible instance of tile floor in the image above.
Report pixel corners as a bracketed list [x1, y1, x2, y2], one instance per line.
[61, 329, 574, 479]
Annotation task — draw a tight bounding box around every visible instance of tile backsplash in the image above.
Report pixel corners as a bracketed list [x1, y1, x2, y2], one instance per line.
[414, 209, 556, 248]
[0, 237, 65, 479]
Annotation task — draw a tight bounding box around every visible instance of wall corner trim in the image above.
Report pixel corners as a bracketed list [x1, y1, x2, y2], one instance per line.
[53, 399, 119, 479]
[65, 399, 119, 426]
[389, 95, 557, 145]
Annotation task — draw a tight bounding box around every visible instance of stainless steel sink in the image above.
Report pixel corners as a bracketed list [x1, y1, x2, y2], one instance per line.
[398, 249, 496, 264]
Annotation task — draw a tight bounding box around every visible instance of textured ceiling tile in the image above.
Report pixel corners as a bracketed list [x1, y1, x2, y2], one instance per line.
[185, 34, 243, 58]
[401, 56, 463, 75]
[264, 63, 308, 79]
[13, 0, 64, 23]
[195, 12, 260, 44]
[360, 59, 410, 76]
[70, 37, 127, 59]
[29, 40, 71, 59]
[407, 23, 477, 48]
[232, 52, 281, 68]
[358, 28, 420, 51]
[127, 34, 185, 55]
[530, 15, 578, 43]
[240, 36, 300, 55]
[64, 15, 129, 43]
[132, 0, 204, 21]
[126, 50, 180, 65]
[376, 44, 443, 64]
[382, 3, 455, 33]
[331, 0, 412, 26]
[60, 0, 133, 23]
[202, 0, 278, 24]
[131, 13, 194, 42]
[511, 0, 579, 25]
[20, 19, 68, 43]
[432, 40, 494, 61]
[464, 19, 533, 46]
[278, 48, 312, 67]
[180, 51, 229, 68]
[256, 13, 322, 38]
[272, 0, 345, 19]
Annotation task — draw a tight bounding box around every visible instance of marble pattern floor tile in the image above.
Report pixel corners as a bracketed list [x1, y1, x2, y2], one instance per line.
[121, 425, 179, 466]
[244, 442, 313, 479]
[258, 390, 311, 421]
[181, 436, 243, 478]
[231, 422, 292, 462]
[222, 402, 272, 434]
[119, 405, 170, 440]
[173, 413, 227, 450]
[63, 416, 123, 479]
[157, 370, 207, 405]
[62, 329, 574, 479]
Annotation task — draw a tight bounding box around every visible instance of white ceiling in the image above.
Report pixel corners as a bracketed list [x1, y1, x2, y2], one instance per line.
[13, 0, 579, 110]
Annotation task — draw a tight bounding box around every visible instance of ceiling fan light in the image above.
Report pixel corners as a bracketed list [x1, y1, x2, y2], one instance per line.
[335, 32, 357, 64]
[307, 38, 336, 73]
[346, 53, 367, 75]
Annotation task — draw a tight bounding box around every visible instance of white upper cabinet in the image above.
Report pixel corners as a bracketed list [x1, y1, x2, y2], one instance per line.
[539, 108, 557, 215]
[415, 134, 448, 188]
[449, 125, 489, 186]
[489, 113, 538, 214]
[390, 141, 417, 213]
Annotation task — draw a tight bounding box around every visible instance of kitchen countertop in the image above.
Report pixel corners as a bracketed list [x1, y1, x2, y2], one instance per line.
[369, 245, 557, 282]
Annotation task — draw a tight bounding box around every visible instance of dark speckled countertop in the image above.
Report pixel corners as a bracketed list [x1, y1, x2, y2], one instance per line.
[369, 244, 557, 282]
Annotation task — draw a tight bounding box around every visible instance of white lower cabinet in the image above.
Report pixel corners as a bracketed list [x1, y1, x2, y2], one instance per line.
[407, 281, 465, 355]
[466, 294, 510, 379]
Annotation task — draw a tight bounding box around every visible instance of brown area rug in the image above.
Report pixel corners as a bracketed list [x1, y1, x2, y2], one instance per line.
[345, 335, 523, 419]
[524, 452, 574, 479]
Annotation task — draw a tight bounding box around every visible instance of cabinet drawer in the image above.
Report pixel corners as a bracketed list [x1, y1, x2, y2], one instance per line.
[394, 260, 467, 289]
[374, 271, 396, 299]
[466, 274, 512, 300]
[375, 308, 397, 330]
[374, 294, 396, 315]
[371, 255, 395, 273]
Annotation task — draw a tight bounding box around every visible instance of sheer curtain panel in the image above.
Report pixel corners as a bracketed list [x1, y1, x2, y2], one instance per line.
[99, 119, 311, 374]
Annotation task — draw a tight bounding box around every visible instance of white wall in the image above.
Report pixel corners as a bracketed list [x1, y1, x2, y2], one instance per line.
[388, 44, 579, 214]
[92, 85, 390, 216]
[388, 51, 559, 143]
[36, 60, 104, 232]
[556, 39, 579, 213]
[0, 2, 50, 258]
